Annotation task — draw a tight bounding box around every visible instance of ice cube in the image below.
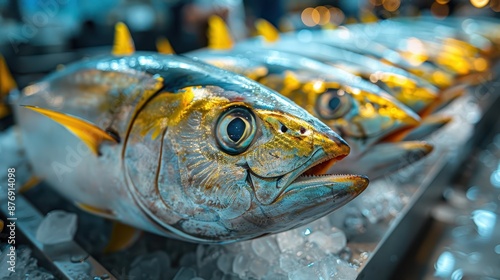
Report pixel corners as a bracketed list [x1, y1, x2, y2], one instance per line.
[262, 272, 288, 280]
[173, 267, 197, 280]
[249, 258, 269, 278]
[288, 257, 336, 280]
[216, 253, 235, 274]
[343, 210, 367, 236]
[179, 252, 197, 268]
[307, 228, 347, 254]
[334, 258, 358, 279]
[296, 242, 327, 266]
[308, 232, 332, 253]
[210, 269, 224, 280]
[251, 237, 280, 262]
[36, 210, 77, 245]
[279, 252, 300, 272]
[0, 246, 56, 280]
[129, 251, 170, 280]
[276, 230, 304, 252]
[196, 245, 222, 269]
[232, 253, 251, 278]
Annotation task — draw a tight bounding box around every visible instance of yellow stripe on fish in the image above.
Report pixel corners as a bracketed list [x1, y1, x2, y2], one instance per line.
[14, 53, 368, 243]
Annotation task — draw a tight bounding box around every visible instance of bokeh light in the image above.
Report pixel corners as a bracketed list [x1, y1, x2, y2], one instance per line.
[431, 2, 450, 18]
[316, 6, 331, 25]
[301, 6, 335, 27]
[383, 0, 401, 12]
[329, 7, 345, 25]
[470, 0, 490, 8]
[369, 0, 383, 6]
[473, 57, 488, 71]
[491, 0, 500, 11]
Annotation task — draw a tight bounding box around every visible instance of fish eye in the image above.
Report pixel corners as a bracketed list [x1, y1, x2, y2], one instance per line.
[216, 106, 257, 155]
[316, 89, 352, 120]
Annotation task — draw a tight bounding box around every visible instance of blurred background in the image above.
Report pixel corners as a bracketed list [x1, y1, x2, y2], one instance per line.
[1, 0, 500, 88]
[1, 1, 500, 280]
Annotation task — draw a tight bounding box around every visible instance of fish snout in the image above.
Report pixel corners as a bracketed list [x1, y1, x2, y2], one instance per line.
[315, 128, 351, 160]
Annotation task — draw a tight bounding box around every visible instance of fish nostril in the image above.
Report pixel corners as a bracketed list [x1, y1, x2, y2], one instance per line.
[299, 127, 306, 134]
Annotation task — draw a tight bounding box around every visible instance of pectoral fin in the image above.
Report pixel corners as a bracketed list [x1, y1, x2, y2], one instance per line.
[22, 106, 118, 155]
[156, 37, 175, 54]
[104, 222, 142, 253]
[113, 22, 135, 56]
[255, 19, 280, 43]
[207, 15, 233, 50]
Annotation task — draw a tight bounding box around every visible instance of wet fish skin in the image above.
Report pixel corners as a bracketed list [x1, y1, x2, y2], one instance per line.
[188, 49, 420, 158]
[13, 52, 368, 243]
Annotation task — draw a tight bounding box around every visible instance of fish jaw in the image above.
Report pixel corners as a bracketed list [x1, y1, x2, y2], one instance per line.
[245, 109, 351, 205]
[234, 174, 368, 234]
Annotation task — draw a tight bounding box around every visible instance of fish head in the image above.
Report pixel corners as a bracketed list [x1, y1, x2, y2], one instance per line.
[124, 55, 368, 243]
[259, 71, 420, 157]
[190, 50, 419, 156]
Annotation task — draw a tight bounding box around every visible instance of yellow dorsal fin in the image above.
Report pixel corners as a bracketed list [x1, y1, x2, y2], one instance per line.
[207, 15, 234, 50]
[104, 222, 142, 253]
[0, 55, 17, 96]
[76, 203, 116, 219]
[255, 19, 280, 43]
[22, 106, 118, 155]
[156, 36, 175, 54]
[113, 22, 135, 56]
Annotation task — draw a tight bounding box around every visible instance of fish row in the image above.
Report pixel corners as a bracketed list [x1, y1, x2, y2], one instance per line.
[0, 16, 497, 244]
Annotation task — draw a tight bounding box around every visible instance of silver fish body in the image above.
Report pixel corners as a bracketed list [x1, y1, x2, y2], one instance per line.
[237, 38, 440, 114]
[188, 49, 420, 157]
[12, 52, 368, 243]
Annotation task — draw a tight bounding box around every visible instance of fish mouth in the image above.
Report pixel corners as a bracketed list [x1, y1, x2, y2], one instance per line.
[277, 153, 369, 201]
[243, 149, 369, 234]
[247, 148, 368, 205]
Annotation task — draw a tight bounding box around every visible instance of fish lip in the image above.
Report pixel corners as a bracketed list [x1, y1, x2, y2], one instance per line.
[280, 151, 349, 203]
[280, 174, 369, 199]
[245, 148, 349, 205]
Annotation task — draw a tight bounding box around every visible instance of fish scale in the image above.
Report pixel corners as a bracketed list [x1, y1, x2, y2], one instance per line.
[7, 52, 368, 243]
